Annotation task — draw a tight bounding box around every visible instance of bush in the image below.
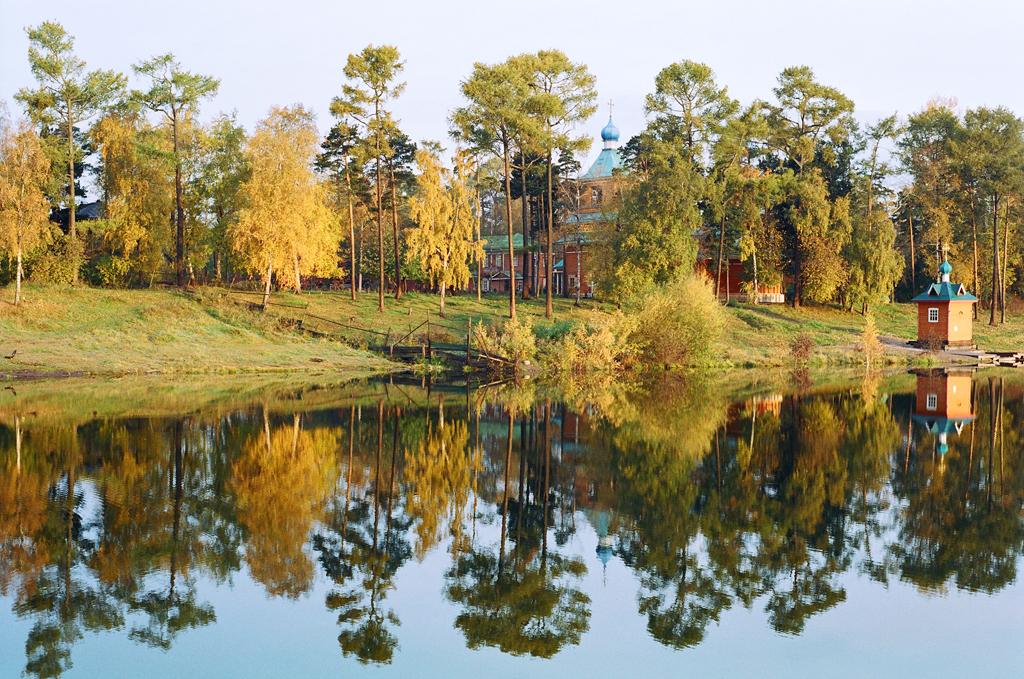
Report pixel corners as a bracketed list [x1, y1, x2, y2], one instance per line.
[534, 318, 583, 342]
[627, 275, 723, 368]
[472, 315, 537, 362]
[791, 333, 814, 362]
[27, 234, 82, 284]
[860, 314, 882, 365]
[550, 318, 632, 376]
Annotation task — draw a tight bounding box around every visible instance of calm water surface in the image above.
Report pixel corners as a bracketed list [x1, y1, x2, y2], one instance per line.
[1, 372, 1022, 678]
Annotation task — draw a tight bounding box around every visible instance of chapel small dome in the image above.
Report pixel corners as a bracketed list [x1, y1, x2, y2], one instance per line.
[600, 116, 619, 142]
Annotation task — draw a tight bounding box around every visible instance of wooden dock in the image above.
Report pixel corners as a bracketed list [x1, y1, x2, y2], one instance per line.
[945, 349, 1024, 368]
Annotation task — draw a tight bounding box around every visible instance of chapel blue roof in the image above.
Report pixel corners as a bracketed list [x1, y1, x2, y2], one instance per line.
[581, 148, 622, 180]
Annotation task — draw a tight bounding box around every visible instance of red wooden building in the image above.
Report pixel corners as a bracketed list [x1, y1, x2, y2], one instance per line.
[911, 260, 978, 349]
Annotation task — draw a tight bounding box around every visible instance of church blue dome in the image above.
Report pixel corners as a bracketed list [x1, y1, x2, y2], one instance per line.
[600, 116, 619, 142]
[939, 260, 953, 275]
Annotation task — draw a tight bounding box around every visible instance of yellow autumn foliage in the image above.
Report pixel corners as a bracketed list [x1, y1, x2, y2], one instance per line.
[231, 105, 340, 290]
[231, 414, 340, 598]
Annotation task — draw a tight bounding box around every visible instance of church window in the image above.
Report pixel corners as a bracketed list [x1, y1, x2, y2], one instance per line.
[928, 308, 939, 323]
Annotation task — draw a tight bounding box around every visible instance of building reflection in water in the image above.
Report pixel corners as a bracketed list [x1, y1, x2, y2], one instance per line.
[911, 368, 975, 460]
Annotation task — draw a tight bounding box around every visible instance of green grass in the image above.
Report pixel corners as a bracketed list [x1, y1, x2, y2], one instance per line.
[717, 300, 1024, 366]
[0, 283, 393, 376]
[229, 287, 616, 344]
[2, 282, 1021, 377]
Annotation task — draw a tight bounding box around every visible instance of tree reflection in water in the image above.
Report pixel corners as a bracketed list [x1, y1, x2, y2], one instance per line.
[445, 407, 591, 658]
[0, 373, 1022, 676]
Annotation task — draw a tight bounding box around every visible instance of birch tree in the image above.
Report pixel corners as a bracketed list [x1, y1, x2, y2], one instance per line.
[0, 115, 52, 305]
[91, 108, 174, 282]
[230, 105, 337, 309]
[407, 149, 482, 317]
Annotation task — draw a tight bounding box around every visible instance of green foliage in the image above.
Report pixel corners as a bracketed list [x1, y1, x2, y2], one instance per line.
[473, 314, 537, 361]
[645, 60, 737, 164]
[596, 144, 702, 301]
[762, 65, 855, 174]
[27, 231, 81, 283]
[627, 275, 723, 368]
[844, 211, 905, 311]
[783, 172, 853, 303]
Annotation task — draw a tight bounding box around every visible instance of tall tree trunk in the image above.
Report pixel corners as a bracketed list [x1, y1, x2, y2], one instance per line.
[293, 251, 301, 293]
[503, 144, 516, 319]
[990, 193, 1001, 326]
[725, 249, 731, 303]
[15, 245, 22, 306]
[262, 261, 272, 313]
[716, 214, 726, 303]
[545, 151, 554, 317]
[345, 153, 356, 300]
[174, 110, 185, 287]
[970, 190, 979, 318]
[475, 161, 482, 301]
[752, 244, 759, 305]
[67, 107, 78, 285]
[390, 156, 402, 300]
[439, 281, 446, 317]
[521, 157, 530, 300]
[1001, 198, 1010, 323]
[908, 208, 916, 295]
[792, 236, 801, 309]
[575, 233, 582, 307]
[375, 103, 385, 313]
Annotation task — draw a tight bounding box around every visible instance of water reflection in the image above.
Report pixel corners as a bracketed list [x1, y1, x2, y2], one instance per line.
[0, 373, 1022, 676]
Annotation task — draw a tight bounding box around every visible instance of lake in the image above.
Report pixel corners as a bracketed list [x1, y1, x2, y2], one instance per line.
[1, 370, 1022, 678]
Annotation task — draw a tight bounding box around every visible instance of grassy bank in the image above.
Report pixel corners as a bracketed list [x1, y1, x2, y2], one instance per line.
[257, 286, 1024, 367]
[0, 284, 393, 376]
[721, 301, 1024, 366]
[238, 286, 615, 340]
[2, 283, 1021, 377]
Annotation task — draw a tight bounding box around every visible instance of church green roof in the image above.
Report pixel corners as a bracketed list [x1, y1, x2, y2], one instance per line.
[911, 281, 979, 303]
[481, 234, 524, 251]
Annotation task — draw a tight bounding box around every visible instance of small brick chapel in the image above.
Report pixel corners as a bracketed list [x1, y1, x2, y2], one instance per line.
[912, 260, 978, 349]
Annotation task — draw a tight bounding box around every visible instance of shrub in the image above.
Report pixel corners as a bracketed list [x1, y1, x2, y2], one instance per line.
[550, 317, 632, 376]
[860, 314, 882, 365]
[627, 275, 723, 368]
[28, 234, 81, 284]
[534, 318, 582, 342]
[472, 315, 537, 362]
[791, 333, 814, 362]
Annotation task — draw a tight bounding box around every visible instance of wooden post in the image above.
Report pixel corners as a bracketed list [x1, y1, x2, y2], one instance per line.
[467, 317, 472, 365]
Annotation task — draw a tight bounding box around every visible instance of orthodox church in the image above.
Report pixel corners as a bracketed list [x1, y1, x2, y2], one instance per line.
[555, 113, 623, 298]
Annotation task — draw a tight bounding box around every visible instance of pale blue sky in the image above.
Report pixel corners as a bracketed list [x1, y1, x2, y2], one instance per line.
[2, 0, 1022, 190]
